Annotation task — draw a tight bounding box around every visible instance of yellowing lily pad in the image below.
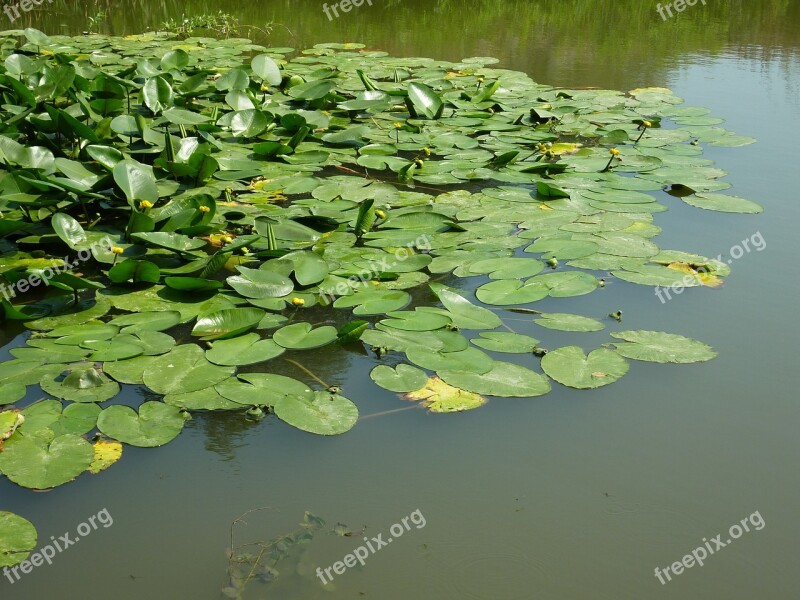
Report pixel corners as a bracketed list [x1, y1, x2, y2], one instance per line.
[404, 377, 487, 413]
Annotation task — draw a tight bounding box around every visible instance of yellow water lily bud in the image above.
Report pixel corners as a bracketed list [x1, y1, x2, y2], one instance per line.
[393, 122, 403, 129]
[291, 297, 305, 306]
[414, 158, 424, 168]
[260, 84, 269, 92]
[375, 209, 386, 219]
[198, 205, 211, 213]
[111, 246, 124, 255]
[221, 235, 233, 244]
[423, 147, 431, 156]
[139, 200, 154, 210]
[240, 247, 250, 254]
[643, 120, 652, 128]
[609, 148, 621, 156]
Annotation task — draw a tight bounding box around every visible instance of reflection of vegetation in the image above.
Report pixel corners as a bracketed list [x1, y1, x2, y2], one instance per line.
[17, 0, 799, 90]
[157, 10, 274, 40]
[225, 509, 326, 600]
[159, 11, 242, 38]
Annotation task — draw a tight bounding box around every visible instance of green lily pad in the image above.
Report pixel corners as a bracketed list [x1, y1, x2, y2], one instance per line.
[333, 289, 411, 315]
[534, 313, 605, 332]
[0, 433, 93, 489]
[476, 279, 549, 306]
[0, 511, 37, 567]
[405, 346, 494, 374]
[0, 382, 26, 405]
[682, 193, 763, 214]
[192, 307, 265, 340]
[608, 331, 717, 363]
[541, 346, 629, 389]
[205, 333, 285, 366]
[142, 344, 234, 395]
[429, 283, 503, 329]
[439, 361, 551, 397]
[164, 386, 246, 411]
[272, 323, 338, 350]
[40, 367, 121, 403]
[471, 332, 540, 353]
[380, 309, 452, 332]
[217, 373, 314, 407]
[96, 401, 187, 447]
[370, 364, 429, 393]
[108, 310, 182, 333]
[273, 391, 359, 436]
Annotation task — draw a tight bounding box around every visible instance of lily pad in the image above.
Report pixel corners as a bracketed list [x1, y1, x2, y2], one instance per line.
[205, 333, 285, 366]
[0, 433, 93, 489]
[608, 331, 717, 363]
[404, 377, 486, 413]
[471, 332, 540, 353]
[534, 313, 605, 332]
[370, 364, 429, 393]
[143, 344, 234, 395]
[96, 402, 187, 447]
[541, 346, 629, 389]
[0, 511, 37, 567]
[272, 323, 338, 350]
[273, 391, 359, 436]
[440, 359, 552, 397]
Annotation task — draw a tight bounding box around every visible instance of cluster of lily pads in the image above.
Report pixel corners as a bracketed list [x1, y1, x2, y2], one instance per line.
[0, 28, 760, 565]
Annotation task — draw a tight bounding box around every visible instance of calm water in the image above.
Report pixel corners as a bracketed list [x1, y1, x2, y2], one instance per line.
[2, 2, 799, 599]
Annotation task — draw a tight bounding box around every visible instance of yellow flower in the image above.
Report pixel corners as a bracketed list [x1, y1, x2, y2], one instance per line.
[609, 148, 621, 156]
[260, 84, 269, 92]
[111, 246, 124, 255]
[139, 200, 154, 210]
[414, 158, 424, 168]
[240, 247, 250, 254]
[221, 235, 233, 244]
[291, 297, 305, 307]
[643, 120, 652, 128]
[393, 122, 403, 129]
[198, 205, 210, 213]
[423, 147, 431, 156]
[375, 209, 386, 219]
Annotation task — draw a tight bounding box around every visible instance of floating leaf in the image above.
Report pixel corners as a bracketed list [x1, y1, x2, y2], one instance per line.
[607, 331, 717, 363]
[534, 313, 605, 332]
[97, 402, 187, 447]
[143, 344, 234, 394]
[0, 511, 37, 567]
[205, 333, 285, 366]
[0, 434, 93, 489]
[439, 362, 551, 397]
[89, 438, 123, 474]
[370, 364, 428, 393]
[541, 346, 629, 389]
[404, 377, 486, 413]
[273, 323, 338, 350]
[273, 391, 358, 436]
[191, 307, 265, 340]
[471, 332, 540, 353]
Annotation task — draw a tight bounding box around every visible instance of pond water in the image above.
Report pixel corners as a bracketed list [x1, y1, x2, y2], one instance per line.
[2, 1, 799, 599]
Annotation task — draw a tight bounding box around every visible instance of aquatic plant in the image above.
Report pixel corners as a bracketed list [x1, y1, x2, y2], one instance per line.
[0, 28, 760, 562]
